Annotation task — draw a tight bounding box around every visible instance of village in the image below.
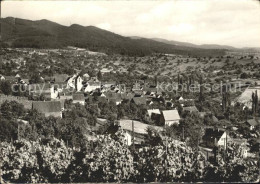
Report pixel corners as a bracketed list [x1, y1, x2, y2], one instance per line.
[0, 46, 259, 182]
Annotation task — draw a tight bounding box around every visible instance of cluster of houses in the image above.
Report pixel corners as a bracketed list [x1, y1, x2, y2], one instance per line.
[0, 71, 258, 160]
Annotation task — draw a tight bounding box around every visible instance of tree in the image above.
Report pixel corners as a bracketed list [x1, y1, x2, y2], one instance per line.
[145, 126, 162, 146]
[97, 70, 102, 81]
[0, 101, 26, 120]
[204, 143, 259, 182]
[135, 138, 206, 182]
[0, 81, 12, 95]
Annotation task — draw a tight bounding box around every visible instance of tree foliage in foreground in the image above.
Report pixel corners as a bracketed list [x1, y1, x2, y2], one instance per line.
[0, 133, 259, 183]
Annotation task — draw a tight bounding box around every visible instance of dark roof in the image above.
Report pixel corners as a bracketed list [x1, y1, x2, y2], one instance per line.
[103, 92, 122, 100]
[29, 83, 52, 91]
[132, 97, 147, 105]
[203, 128, 225, 141]
[72, 93, 85, 101]
[32, 101, 62, 113]
[4, 76, 16, 81]
[212, 116, 218, 122]
[121, 93, 135, 100]
[143, 86, 158, 93]
[183, 106, 198, 112]
[246, 119, 259, 126]
[97, 96, 107, 103]
[54, 74, 69, 83]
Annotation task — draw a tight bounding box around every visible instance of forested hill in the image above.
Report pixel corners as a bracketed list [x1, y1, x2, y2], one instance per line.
[1, 17, 226, 56]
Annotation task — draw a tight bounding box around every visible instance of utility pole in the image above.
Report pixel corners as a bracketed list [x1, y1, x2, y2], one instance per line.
[164, 122, 168, 180]
[182, 126, 184, 141]
[17, 123, 20, 140]
[132, 120, 135, 150]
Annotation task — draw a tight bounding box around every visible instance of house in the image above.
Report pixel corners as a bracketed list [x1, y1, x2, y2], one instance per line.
[29, 83, 58, 99]
[75, 75, 83, 92]
[212, 116, 218, 123]
[147, 109, 161, 118]
[15, 74, 21, 78]
[72, 93, 85, 105]
[132, 97, 147, 105]
[67, 75, 83, 91]
[53, 74, 69, 83]
[232, 138, 249, 158]
[84, 82, 101, 92]
[19, 79, 29, 85]
[95, 118, 110, 134]
[183, 106, 199, 113]
[202, 128, 231, 148]
[32, 101, 62, 118]
[110, 98, 122, 105]
[233, 87, 260, 109]
[4, 76, 16, 82]
[103, 92, 123, 105]
[119, 119, 163, 146]
[132, 82, 142, 91]
[161, 110, 181, 126]
[100, 68, 111, 75]
[199, 112, 207, 118]
[121, 93, 135, 100]
[0, 74, 5, 80]
[102, 81, 116, 88]
[83, 73, 90, 81]
[245, 119, 259, 130]
[148, 109, 161, 123]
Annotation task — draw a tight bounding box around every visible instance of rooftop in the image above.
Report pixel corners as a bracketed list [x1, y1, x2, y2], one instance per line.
[162, 110, 180, 121]
[119, 119, 163, 135]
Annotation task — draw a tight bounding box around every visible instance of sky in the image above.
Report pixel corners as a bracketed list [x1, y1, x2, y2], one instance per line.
[1, 0, 260, 48]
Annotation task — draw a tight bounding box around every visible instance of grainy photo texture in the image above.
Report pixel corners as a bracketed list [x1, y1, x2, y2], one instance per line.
[0, 0, 259, 183]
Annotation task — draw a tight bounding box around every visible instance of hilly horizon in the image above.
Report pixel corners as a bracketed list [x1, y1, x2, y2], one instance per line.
[0, 17, 238, 56]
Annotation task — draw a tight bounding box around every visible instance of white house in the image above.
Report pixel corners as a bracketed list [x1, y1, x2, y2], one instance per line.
[245, 119, 259, 131]
[0, 75, 5, 80]
[217, 131, 231, 147]
[67, 75, 83, 91]
[84, 82, 101, 92]
[161, 110, 181, 126]
[75, 76, 83, 92]
[72, 93, 85, 105]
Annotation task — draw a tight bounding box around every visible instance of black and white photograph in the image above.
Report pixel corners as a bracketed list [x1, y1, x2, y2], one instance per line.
[0, 0, 259, 183]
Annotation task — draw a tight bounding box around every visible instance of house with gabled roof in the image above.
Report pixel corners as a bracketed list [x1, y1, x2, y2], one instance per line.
[53, 74, 69, 83]
[147, 109, 161, 118]
[32, 101, 62, 118]
[245, 118, 259, 130]
[83, 73, 90, 81]
[67, 75, 83, 92]
[202, 128, 231, 148]
[72, 93, 85, 105]
[183, 106, 199, 113]
[161, 109, 181, 126]
[132, 97, 147, 106]
[119, 119, 163, 146]
[148, 109, 161, 123]
[0, 74, 5, 80]
[84, 81, 101, 92]
[29, 83, 58, 100]
[4, 76, 16, 83]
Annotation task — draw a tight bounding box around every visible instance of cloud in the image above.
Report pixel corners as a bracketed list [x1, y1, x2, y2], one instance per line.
[2, 0, 260, 47]
[168, 23, 195, 35]
[96, 23, 111, 31]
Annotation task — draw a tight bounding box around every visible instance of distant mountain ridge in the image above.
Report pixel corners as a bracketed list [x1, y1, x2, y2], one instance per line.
[0, 17, 229, 56]
[150, 38, 236, 50]
[131, 37, 260, 52]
